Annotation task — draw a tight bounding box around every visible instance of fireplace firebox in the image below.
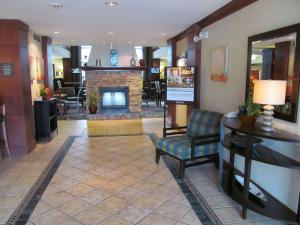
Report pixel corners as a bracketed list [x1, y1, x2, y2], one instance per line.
[99, 87, 129, 111]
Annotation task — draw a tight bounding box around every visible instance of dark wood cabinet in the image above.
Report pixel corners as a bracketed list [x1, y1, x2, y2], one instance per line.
[34, 99, 58, 140]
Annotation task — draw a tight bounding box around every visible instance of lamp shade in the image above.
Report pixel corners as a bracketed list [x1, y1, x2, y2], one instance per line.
[253, 80, 287, 105]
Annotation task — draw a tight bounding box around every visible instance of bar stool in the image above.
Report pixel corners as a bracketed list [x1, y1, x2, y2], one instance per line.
[0, 100, 11, 157]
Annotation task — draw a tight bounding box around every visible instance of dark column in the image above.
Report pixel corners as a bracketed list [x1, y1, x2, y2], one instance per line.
[0, 19, 36, 156]
[143, 47, 153, 81]
[42, 36, 53, 90]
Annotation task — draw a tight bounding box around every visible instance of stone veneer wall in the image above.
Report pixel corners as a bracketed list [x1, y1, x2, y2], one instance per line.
[86, 70, 142, 117]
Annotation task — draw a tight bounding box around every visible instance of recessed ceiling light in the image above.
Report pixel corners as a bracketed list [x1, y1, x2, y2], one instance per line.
[104, 1, 119, 7]
[71, 39, 76, 42]
[128, 41, 132, 44]
[54, 31, 60, 34]
[161, 33, 166, 36]
[108, 32, 114, 35]
[49, 2, 63, 9]
[288, 36, 295, 39]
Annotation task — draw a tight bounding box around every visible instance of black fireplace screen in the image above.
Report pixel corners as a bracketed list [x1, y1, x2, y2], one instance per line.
[99, 87, 129, 110]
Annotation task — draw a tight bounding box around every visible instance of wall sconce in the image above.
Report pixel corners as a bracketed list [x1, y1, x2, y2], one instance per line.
[193, 31, 209, 43]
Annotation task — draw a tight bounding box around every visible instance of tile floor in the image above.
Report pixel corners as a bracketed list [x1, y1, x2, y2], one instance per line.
[0, 118, 292, 225]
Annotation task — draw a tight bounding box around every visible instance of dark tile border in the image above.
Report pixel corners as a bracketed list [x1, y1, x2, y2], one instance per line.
[5, 136, 77, 225]
[147, 133, 223, 225]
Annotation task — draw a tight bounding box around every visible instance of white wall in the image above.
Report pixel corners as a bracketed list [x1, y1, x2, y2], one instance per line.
[200, 0, 300, 211]
[88, 44, 137, 67]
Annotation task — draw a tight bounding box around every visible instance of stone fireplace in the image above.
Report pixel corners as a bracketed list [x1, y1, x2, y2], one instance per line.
[85, 68, 143, 120]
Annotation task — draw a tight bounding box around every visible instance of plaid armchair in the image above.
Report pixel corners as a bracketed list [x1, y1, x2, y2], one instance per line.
[156, 109, 222, 177]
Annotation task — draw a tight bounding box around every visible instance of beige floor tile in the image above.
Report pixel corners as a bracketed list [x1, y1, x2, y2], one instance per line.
[95, 196, 129, 213]
[130, 169, 154, 179]
[67, 182, 94, 197]
[114, 175, 140, 186]
[85, 176, 111, 189]
[156, 201, 191, 221]
[171, 193, 191, 207]
[42, 191, 75, 207]
[135, 193, 168, 211]
[98, 216, 133, 225]
[117, 187, 145, 202]
[203, 193, 239, 208]
[31, 208, 70, 225]
[59, 218, 84, 225]
[0, 208, 14, 224]
[117, 204, 151, 224]
[179, 209, 202, 225]
[30, 200, 53, 218]
[137, 212, 176, 225]
[100, 181, 127, 194]
[57, 198, 92, 217]
[79, 189, 111, 204]
[0, 195, 23, 209]
[146, 173, 169, 185]
[74, 206, 111, 225]
[131, 180, 159, 194]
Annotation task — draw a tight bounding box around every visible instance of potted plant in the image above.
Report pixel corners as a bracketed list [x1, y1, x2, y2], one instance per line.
[238, 101, 262, 125]
[88, 92, 98, 114]
[40, 88, 48, 100]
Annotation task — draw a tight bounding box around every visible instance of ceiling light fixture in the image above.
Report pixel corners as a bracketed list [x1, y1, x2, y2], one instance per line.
[49, 2, 63, 9]
[128, 41, 132, 44]
[104, 1, 119, 7]
[108, 32, 114, 35]
[54, 31, 60, 34]
[161, 33, 166, 36]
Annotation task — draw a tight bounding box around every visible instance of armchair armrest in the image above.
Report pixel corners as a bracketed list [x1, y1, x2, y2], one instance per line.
[163, 126, 187, 137]
[190, 133, 220, 160]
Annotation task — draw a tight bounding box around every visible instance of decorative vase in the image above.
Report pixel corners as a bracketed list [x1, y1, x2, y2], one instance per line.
[139, 59, 145, 67]
[130, 55, 136, 66]
[89, 105, 97, 114]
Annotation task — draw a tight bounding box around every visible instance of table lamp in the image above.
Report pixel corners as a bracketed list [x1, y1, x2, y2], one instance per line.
[253, 80, 287, 132]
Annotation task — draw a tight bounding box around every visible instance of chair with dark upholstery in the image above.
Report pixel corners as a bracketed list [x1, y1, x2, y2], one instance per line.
[156, 109, 222, 177]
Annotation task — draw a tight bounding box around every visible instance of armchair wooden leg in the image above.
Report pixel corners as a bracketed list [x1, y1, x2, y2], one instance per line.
[179, 160, 185, 177]
[156, 148, 161, 164]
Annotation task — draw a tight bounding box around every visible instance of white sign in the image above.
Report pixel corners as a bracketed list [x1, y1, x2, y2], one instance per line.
[166, 67, 195, 103]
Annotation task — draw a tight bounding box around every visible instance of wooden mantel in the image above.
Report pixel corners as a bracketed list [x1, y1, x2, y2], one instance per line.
[80, 66, 148, 71]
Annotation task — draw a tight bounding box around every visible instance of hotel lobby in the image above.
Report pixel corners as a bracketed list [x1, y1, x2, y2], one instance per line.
[1, 0, 300, 225]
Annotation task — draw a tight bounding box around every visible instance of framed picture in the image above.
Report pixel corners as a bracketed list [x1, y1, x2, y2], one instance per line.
[211, 46, 229, 82]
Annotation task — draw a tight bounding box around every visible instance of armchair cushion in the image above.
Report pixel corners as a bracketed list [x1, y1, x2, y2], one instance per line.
[186, 109, 222, 138]
[156, 136, 218, 160]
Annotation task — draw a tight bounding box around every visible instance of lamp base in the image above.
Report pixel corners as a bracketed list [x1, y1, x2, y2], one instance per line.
[261, 104, 274, 132]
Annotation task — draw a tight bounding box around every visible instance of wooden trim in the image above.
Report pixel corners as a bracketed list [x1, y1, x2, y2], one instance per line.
[196, 0, 257, 28]
[169, 0, 257, 42]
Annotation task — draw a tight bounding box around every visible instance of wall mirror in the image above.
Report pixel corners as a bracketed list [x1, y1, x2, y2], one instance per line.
[246, 23, 300, 123]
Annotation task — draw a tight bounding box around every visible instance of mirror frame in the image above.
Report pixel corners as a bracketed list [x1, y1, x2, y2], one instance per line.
[246, 23, 300, 123]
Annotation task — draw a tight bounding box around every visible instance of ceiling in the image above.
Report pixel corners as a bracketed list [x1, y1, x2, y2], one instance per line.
[0, 0, 231, 47]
